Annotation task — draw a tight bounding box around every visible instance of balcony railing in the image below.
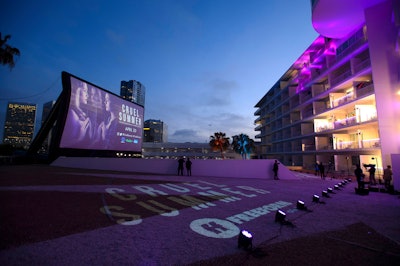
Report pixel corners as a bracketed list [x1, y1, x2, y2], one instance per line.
[331, 92, 355, 108]
[331, 69, 352, 87]
[316, 114, 377, 133]
[353, 58, 371, 74]
[334, 116, 357, 129]
[355, 83, 374, 98]
[335, 138, 380, 150]
[315, 123, 334, 132]
[334, 28, 367, 62]
[302, 144, 316, 151]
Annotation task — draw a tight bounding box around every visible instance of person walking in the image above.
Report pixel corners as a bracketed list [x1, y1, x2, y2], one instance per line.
[177, 157, 185, 176]
[383, 165, 392, 190]
[185, 158, 192, 176]
[273, 160, 279, 180]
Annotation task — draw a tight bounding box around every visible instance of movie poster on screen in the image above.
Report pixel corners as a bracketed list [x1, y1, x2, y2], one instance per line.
[59, 76, 143, 152]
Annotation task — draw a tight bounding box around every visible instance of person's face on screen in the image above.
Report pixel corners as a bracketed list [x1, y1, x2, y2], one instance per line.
[80, 84, 89, 105]
[90, 87, 96, 103]
[104, 93, 111, 111]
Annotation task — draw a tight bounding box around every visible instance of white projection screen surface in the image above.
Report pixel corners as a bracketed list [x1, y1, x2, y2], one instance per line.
[59, 75, 144, 152]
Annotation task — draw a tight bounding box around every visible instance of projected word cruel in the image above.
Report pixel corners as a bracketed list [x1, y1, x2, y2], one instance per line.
[100, 180, 270, 226]
[119, 104, 142, 126]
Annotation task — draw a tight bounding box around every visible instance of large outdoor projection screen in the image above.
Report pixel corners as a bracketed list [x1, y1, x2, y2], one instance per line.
[59, 72, 144, 153]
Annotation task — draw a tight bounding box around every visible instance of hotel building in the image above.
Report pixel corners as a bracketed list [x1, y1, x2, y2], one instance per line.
[254, 0, 399, 185]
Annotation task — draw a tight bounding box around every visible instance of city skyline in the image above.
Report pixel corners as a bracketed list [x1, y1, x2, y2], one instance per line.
[0, 0, 318, 143]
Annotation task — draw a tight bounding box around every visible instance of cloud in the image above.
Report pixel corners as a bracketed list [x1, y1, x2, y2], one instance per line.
[193, 77, 238, 107]
[170, 129, 203, 143]
[208, 78, 238, 91]
[163, 108, 256, 143]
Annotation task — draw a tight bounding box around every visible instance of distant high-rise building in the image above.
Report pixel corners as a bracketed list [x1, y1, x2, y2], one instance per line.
[40, 100, 56, 153]
[143, 119, 168, 143]
[120, 80, 145, 106]
[41, 100, 56, 124]
[3, 102, 37, 149]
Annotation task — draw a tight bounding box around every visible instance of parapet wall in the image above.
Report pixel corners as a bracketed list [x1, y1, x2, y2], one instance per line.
[51, 157, 299, 180]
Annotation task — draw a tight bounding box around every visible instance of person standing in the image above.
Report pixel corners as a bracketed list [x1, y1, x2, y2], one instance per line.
[315, 162, 320, 176]
[273, 160, 279, 180]
[177, 157, 185, 176]
[318, 162, 325, 179]
[368, 165, 376, 185]
[383, 165, 392, 190]
[186, 158, 192, 176]
[354, 164, 364, 189]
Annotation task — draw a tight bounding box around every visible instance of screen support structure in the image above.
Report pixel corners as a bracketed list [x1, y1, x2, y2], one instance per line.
[26, 90, 66, 162]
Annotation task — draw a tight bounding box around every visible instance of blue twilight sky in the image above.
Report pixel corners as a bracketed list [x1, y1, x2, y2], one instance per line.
[0, 0, 318, 143]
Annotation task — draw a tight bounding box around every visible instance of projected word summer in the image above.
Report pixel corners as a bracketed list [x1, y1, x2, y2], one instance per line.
[119, 104, 142, 126]
[100, 180, 270, 226]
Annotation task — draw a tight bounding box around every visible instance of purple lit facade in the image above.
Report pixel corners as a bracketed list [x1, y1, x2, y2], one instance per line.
[255, 0, 400, 190]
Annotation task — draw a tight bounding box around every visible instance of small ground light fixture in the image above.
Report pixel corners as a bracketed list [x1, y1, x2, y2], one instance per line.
[296, 200, 306, 210]
[312, 194, 320, 203]
[238, 230, 253, 250]
[275, 210, 286, 223]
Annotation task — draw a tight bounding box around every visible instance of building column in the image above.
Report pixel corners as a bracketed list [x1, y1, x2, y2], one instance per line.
[365, 1, 400, 163]
[365, 0, 400, 189]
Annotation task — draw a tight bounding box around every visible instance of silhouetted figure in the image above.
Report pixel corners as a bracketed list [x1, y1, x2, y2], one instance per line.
[186, 158, 192, 176]
[273, 160, 279, 180]
[383, 165, 392, 190]
[178, 157, 185, 176]
[368, 165, 376, 185]
[354, 164, 364, 189]
[326, 161, 333, 178]
[318, 162, 325, 179]
[315, 162, 320, 176]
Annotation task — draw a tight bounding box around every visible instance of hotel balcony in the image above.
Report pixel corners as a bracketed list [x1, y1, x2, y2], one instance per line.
[334, 138, 381, 150]
[311, 0, 386, 39]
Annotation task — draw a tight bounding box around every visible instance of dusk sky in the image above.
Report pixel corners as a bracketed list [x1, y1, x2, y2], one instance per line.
[0, 0, 318, 143]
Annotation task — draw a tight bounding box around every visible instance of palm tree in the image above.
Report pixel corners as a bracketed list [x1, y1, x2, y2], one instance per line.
[209, 132, 230, 159]
[0, 33, 20, 69]
[231, 133, 255, 159]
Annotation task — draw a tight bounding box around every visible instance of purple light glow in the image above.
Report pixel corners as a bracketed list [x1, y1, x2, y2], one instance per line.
[311, 0, 385, 38]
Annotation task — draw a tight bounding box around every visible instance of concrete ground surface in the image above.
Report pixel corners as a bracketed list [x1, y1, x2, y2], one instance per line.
[0, 164, 399, 265]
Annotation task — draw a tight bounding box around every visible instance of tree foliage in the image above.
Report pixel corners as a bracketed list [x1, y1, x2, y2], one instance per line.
[0, 33, 20, 69]
[231, 133, 255, 159]
[209, 132, 230, 159]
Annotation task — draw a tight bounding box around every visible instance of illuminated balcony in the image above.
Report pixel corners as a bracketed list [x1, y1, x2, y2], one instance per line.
[334, 138, 380, 150]
[311, 0, 386, 39]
